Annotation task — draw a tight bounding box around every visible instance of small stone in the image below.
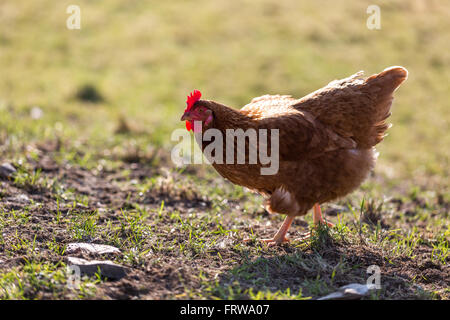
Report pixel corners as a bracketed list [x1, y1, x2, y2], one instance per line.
[66, 243, 121, 255]
[30, 106, 43, 120]
[0, 163, 16, 178]
[317, 283, 377, 300]
[216, 241, 227, 249]
[7, 194, 31, 204]
[66, 257, 127, 280]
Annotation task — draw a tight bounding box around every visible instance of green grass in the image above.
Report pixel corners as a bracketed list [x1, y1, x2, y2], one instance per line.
[0, 0, 448, 300]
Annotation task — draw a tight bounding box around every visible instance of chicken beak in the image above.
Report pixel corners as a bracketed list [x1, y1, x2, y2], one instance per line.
[180, 111, 191, 121]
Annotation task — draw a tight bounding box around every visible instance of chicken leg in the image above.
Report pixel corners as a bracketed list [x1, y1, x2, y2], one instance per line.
[260, 215, 294, 245]
[244, 203, 333, 245]
[313, 203, 334, 227]
[296, 203, 335, 241]
[243, 215, 294, 245]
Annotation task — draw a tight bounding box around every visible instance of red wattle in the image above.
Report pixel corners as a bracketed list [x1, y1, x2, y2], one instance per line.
[186, 121, 192, 131]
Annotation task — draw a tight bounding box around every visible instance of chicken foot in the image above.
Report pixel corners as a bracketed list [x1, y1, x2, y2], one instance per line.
[313, 203, 334, 227]
[295, 204, 334, 240]
[244, 203, 334, 245]
[244, 215, 294, 245]
[259, 215, 294, 245]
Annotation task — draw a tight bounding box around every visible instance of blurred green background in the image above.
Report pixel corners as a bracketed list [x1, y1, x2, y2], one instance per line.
[0, 0, 449, 187]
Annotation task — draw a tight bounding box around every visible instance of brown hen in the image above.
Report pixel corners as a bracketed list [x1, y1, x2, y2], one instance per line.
[180, 66, 408, 244]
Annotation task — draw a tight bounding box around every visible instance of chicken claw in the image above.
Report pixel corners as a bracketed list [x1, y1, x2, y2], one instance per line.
[243, 236, 290, 246]
[244, 215, 294, 246]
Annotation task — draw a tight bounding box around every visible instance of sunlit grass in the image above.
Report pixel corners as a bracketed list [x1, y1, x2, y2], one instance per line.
[0, 0, 448, 300]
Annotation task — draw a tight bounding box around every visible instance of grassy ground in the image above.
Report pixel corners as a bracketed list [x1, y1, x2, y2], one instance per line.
[0, 0, 448, 299]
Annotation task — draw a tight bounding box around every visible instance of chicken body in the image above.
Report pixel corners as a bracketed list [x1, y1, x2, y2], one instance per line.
[182, 66, 408, 244]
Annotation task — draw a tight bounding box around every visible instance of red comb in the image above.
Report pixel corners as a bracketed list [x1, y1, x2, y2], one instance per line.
[185, 90, 202, 112]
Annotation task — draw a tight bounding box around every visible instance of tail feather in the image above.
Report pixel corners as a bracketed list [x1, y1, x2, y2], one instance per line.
[293, 66, 408, 148]
[364, 66, 408, 146]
